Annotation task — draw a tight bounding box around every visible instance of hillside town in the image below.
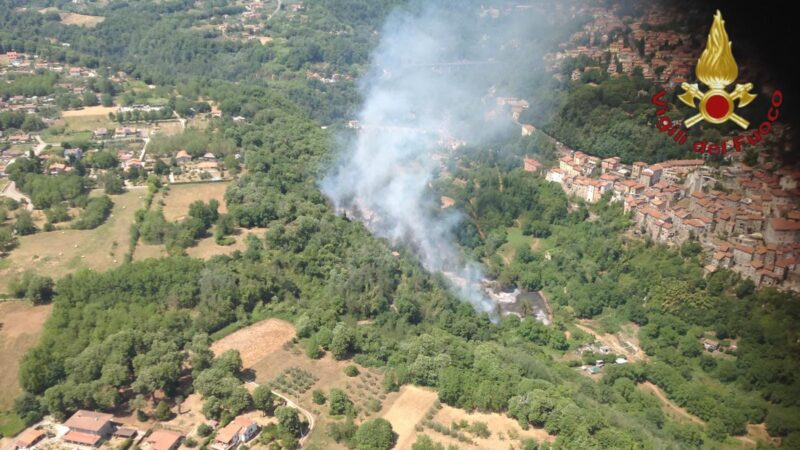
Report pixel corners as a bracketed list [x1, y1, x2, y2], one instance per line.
[544, 5, 705, 88]
[524, 147, 800, 293]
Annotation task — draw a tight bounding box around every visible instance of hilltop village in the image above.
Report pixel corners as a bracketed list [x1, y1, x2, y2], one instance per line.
[517, 147, 800, 293]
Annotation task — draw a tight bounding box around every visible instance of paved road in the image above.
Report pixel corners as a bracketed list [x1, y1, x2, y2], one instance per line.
[245, 381, 315, 446]
[0, 180, 33, 210]
[33, 135, 47, 156]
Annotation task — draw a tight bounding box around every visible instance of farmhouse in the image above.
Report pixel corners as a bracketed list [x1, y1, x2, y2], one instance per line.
[175, 150, 192, 164]
[212, 416, 259, 450]
[523, 157, 543, 174]
[12, 428, 46, 450]
[144, 430, 183, 450]
[62, 410, 114, 447]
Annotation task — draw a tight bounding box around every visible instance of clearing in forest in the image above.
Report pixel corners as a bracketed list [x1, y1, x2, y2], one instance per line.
[211, 318, 296, 368]
[59, 12, 105, 27]
[379, 385, 439, 450]
[575, 320, 647, 362]
[425, 404, 556, 449]
[162, 182, 230, 222]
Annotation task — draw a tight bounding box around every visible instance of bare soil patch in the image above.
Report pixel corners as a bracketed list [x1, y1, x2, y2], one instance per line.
[576, 320, 647, 362]
[211, 318, 296, 368]
[0, 301, 53, 409]
[736, 423, 780, 447]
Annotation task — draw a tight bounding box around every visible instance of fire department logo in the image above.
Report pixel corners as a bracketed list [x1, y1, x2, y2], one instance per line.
[678, 10, 756, 129]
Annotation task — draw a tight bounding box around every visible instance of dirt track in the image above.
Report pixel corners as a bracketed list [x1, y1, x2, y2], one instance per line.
[639, 382, 704, 425]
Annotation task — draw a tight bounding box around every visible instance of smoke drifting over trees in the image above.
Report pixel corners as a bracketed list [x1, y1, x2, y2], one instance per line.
[321, 1, 563, 312]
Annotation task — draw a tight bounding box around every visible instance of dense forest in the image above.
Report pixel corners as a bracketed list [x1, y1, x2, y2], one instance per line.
[2, 0, 799, 449]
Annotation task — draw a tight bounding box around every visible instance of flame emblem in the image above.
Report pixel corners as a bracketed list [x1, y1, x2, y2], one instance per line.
[678, 10, 756, 129]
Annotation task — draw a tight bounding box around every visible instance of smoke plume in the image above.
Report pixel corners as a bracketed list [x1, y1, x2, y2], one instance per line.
[321, 1, 560, 313]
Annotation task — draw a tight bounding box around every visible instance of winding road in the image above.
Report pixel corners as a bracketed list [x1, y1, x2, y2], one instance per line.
[245, 381, 315, 446]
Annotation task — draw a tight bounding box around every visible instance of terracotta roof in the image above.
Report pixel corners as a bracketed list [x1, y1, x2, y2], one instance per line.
[770, 218, 800, 232]
[146, 430, 182, 450]
[175, 150, 191, 159]
[674, 209, 690, 219]
[15, 429, 45, 447]
[771, 189, 791, 198]
[115, 428, 137, 438]
[215, 417, 255, 445]
[63, 431, 102, 446]
[776, 258, 797, 268]
[684, 219, 705, 228]
[735, 245, 754, 254]
[661, 159, 704, 168]
[64, 410, 113, 433]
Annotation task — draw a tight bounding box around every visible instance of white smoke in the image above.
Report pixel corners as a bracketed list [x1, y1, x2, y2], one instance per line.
[321, 1, 559, 314]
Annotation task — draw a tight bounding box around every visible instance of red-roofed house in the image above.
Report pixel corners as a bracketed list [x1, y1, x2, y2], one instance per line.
[145, 430, 183, 450]
[63, 410, 113, 447]
[523, 157, 543, 174]
[212, 417, 258, 450]
[13, 429, 46, 450]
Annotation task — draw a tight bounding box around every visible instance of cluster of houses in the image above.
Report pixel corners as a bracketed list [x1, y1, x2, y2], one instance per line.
[93, 127, 148, 141]
[2, 51, 98, 79]
[544, 5, 705, 88]
[528, 144, 800, 292]
[171, 150, 225, 182]
[7, 409, 260, 450]
[576, 342, 630, 375]
[214, 0, 304, 43]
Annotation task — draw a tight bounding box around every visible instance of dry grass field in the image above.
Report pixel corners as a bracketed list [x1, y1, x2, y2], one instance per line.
[0, 190, 144, 293]
[162, 182, 229, 221]
[427, 404, 555, 449]
[0, 301, 53, 409]
[62, 106, 118, 117]
[211, 318, 296, 368]
[132, 227, 266, 261]
[152, 121, 183, 136]
[379, 385, 439, 450]
[59, 12, 105, 27]
[132, 182, 266, 261]
[62, 114, 116, 132]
